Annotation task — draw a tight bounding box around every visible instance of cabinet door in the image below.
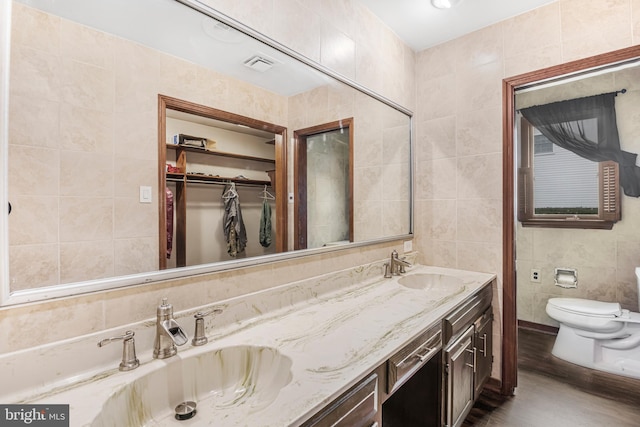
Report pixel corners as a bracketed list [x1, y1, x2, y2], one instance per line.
[443, 325, 475, 427]
[474, 309, 493, 399]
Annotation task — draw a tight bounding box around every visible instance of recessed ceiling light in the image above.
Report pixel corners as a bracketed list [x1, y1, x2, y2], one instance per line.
[431, 0, 462, 9]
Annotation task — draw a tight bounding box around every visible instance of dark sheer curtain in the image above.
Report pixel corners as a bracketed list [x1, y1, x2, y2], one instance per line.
[520, 92, 640, 197]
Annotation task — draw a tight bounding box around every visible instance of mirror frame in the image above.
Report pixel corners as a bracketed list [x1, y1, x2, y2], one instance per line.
[0, 0, 414, 306]
[502, 44, 640, 396]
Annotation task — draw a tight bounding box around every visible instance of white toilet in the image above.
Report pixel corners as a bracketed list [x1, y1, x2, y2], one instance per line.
[544, 267, 640, 379]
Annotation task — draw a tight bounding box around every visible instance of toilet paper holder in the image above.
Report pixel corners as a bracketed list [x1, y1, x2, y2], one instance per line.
[555, 267, 577, 288]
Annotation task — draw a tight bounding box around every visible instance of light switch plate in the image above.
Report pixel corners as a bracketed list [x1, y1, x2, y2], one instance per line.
[403, 240, 413, 252]
[140, 186, 152, 203]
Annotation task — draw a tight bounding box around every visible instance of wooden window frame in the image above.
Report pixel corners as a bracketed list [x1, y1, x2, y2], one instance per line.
[518, 117, 621, 230]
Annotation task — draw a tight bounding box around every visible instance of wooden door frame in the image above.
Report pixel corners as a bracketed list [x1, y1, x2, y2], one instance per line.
[293, 118, 354, 250]
[501, 45, 640, 395]
[158, 94, 288, 269]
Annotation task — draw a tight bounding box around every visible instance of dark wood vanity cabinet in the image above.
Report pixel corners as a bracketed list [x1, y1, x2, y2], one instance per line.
[443, 285, 493, 427]
[443, 325, 475, 427]
[301, 373, 379, 427]
[382, 322, 443, 426]
[473, 308, 493, 399]
[303, 282, 494, 427]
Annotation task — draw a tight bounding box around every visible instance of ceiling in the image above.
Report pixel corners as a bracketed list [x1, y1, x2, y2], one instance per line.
[359, 0, 557, 51]
[19, 0, 559, 95]
[17, 0, 331, 96]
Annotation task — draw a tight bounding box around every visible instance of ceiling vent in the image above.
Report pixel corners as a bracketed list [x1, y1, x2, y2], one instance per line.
[243, 54, 276, 72]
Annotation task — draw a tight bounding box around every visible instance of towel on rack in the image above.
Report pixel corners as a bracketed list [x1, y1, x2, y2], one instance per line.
[222, 184, 247, 257]
[259, 199, 272, 248]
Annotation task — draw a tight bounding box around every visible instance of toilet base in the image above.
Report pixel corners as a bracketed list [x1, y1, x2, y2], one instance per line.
[552, 324, 640, 379]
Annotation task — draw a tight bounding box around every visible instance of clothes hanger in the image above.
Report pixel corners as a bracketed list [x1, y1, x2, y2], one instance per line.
[222, 182, 238, 200]
[259, 185, 275, 200]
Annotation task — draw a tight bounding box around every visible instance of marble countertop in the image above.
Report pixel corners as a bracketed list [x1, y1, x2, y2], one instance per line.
[6, 263, 495, 427]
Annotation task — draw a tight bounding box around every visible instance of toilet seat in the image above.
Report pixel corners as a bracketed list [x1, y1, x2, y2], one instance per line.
[547, 298, 622, 317]
[546, 298, 625, 334]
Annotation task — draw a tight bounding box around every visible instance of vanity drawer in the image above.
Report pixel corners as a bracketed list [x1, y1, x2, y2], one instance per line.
[302, 373, 378, 427]
[387, 322, 442, 393]
[443, 284, 492, 344]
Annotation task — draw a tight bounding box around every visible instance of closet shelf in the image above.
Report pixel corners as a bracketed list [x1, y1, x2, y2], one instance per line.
[166, 173, 271, 187]
[166, 144, 275, 164]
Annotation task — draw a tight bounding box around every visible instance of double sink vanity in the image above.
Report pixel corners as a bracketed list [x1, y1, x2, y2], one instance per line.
[1, 255, 495, 427]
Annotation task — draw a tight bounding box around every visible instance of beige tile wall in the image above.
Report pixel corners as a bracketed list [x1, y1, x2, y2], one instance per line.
[415, 0, 640, 375]
[287, 84, 412, 244]
[1, 0, 415, 354]
[7, 3, 290, 290]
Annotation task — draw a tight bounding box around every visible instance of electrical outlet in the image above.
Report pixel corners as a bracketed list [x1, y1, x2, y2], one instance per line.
[531, 269, 541, 283]
[403, 240, 413, 252]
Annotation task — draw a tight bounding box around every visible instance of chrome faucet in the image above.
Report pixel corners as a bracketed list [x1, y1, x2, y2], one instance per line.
[385, 250, 412, 278]
[97, 330, 140, 371]
[153, 298, 188, 359]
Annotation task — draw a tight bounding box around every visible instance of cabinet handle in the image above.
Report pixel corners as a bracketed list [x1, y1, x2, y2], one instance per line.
[465, 348, 477, 373]
[415, 347, 432, 362]
[479, 333, 487, 355]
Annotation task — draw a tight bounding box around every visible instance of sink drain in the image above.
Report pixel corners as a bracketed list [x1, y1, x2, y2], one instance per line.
[175, 401, 197, 421]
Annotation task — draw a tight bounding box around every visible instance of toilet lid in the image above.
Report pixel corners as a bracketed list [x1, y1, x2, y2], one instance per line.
[547, 298, 622, 317]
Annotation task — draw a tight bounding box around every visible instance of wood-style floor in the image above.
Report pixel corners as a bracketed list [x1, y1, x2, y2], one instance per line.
[463, 327, 640, 426]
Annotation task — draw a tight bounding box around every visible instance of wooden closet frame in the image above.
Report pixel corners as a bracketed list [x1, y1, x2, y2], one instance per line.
[157, 94, 288, 269]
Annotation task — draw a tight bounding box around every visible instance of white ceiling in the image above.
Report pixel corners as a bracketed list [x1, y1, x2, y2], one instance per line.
[359, 0, 557, 51]
[17, 0, 332, 96]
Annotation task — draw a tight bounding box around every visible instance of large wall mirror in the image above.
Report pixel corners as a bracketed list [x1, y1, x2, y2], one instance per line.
[1, 0, 413, 305]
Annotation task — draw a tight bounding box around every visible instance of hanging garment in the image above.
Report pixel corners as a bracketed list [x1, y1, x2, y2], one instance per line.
[259, 199, 272, 248]
[222, 184, 247, 257]
[166, 187, 174, 259]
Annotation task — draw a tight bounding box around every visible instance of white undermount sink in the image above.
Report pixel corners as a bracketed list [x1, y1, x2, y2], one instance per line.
[397, 273, 465, 298]
[92, 345, 293, 426]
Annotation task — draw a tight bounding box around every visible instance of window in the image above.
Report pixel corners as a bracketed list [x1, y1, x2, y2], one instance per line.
[518, 117, 621, 229]
[533, 130, 553, 155]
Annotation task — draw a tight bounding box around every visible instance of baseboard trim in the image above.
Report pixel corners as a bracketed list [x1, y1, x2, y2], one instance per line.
[518, 319, 558, 335]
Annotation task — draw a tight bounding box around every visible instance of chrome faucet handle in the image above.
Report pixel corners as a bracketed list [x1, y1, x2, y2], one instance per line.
[383, 263, 392, 278]
[192, 308, 223, 346]
[399, 256, 411, 273]
[98, 330, 140, 371]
